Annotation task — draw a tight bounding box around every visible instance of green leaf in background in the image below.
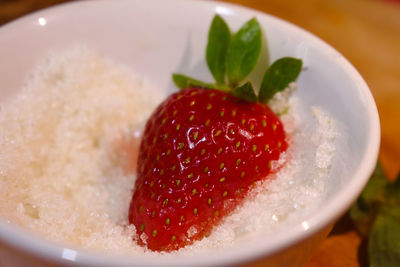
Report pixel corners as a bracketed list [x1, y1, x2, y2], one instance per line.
[349, 162, 389, 236]
[358, 162, 389, 207]
[206, 15, 231, 85]
[258, 57, 302, 104]
[226, 18, 262, 87]
[231, 81, 257, 102]
[386, 172, 400, 204]
[172, 74, 228, 91]
[349, 162, 400, 266]
[369, 206, 400, 267]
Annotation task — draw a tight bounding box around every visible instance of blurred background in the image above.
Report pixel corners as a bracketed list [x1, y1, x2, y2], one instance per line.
[1, 0, 399, 266]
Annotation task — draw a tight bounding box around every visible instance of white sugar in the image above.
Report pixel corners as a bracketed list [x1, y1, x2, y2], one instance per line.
[0, 46, 337, 256]
[0, 45, 161, 254]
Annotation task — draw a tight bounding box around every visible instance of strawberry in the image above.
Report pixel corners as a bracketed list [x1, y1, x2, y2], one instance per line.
[127, 15, 302, 251]
[129, 88, 287, 251]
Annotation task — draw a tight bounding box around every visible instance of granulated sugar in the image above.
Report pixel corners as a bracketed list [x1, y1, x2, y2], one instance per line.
[0, 45, 161, 254]
[0, 46, 337, 256]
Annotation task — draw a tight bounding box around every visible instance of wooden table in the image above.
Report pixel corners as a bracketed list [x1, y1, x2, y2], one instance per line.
[1, 0, 399, 266]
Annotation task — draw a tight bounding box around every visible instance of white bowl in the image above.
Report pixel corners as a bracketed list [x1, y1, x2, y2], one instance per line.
[0, 0, 380, 266]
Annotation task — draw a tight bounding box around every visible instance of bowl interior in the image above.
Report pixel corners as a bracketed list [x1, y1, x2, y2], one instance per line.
[0, 0, 380, 266]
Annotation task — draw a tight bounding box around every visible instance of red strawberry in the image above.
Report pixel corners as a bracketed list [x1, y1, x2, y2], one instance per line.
[128, 87, 287, 251]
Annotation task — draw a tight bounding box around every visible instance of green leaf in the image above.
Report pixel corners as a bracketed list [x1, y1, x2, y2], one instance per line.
[258, 57, 302, 104]
[392, 172, 400, 189]
[387, 172, 400, 204]
[172, 74, 229, 91]
[358, 162, 390, 208]
[226, 18, 262, 87]
[369, 206, 400, 267]
[349, 203, 377, 237]
[173, 74, 210, 89]
[349, 162, 390, 236]
[231, 82, 257, 102]
[206, 15, 231, 85]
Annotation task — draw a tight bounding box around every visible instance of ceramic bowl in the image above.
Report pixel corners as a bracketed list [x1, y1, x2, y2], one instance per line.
[0, 0, 380, 266]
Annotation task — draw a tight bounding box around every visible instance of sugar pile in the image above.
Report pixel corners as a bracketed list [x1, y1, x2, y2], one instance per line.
[0, 45, 161, 254]
[0, 46, 337, 255]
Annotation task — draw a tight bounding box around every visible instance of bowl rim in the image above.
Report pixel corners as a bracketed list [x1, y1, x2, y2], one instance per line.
[0, 0, 380, 266]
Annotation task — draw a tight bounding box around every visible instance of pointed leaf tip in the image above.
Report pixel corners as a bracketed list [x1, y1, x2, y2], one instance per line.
[206, 15, 231, 85]
[258, 57, 302, 104]
[231, 82, 257, 102]
[172, 73, 229, 91]
[226, 17, 262, 87]
[172, 74, 212, 90]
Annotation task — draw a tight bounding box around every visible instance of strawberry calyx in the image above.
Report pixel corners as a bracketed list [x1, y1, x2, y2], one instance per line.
[173, 15, 303, 104]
